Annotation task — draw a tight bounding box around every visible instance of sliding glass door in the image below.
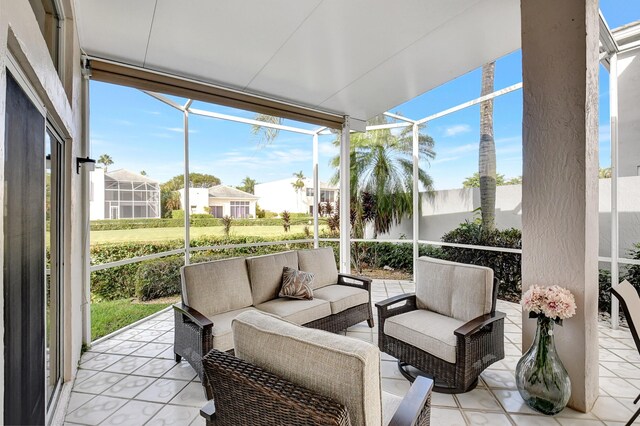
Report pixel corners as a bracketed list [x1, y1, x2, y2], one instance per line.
[45, 126, 64, 415]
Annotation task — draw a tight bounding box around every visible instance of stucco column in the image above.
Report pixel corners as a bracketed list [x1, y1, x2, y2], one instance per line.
[521, 0, 599, 413]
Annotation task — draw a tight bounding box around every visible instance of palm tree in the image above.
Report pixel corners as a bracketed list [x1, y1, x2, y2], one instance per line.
[329, 114, 435, 237]
[238, 176, 257, 194]
[98, 154, 114, 172]
[479, 62, 496, 231]
[291, 171, 305, 211]
[251, 114, 282, 145]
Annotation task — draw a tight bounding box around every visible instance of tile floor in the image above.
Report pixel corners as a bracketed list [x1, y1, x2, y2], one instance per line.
[64, 280, 639, 425]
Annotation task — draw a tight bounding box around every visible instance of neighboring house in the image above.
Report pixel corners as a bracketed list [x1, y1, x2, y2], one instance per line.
[254, 177, 338, 214]
[178, 185, 258, 218]
[90, 168, 161, 220]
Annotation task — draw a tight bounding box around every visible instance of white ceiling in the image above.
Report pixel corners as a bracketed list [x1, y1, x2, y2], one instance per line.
[74, 0, 521, 123]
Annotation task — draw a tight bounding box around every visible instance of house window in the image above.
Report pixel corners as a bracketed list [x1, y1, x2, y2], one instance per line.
[29, 0, 62, 73]
[230, 201, 250, 218]
[320, 190, 335, 203]
[306, 188, 314, 197]
[210, 206, 223, 218]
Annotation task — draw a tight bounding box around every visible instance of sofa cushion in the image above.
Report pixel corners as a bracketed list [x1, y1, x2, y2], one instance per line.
[255, 298, 331, 325]
[384, 309, 464, 364]
[246, 251, 299, 305]
[279, 267, 314, 300]
[313, 285, 369, 314]
[181, 257, 253, 317]
[233, 310, 382, 426]
[382, 391, 402, 426]
[297, 247, 339, 289]
[416, 256, 494, 322]
[207, 307, 257, 352]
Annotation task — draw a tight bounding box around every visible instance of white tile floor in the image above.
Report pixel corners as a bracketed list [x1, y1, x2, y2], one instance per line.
[64, 280, 639, 425]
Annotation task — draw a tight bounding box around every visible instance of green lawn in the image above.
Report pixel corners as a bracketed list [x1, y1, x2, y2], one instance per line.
[91, 299, 172, 340]
[90, 224, 324, 244]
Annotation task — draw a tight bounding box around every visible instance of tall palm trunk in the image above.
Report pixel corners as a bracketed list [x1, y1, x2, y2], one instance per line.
[479, 62, 496, 231]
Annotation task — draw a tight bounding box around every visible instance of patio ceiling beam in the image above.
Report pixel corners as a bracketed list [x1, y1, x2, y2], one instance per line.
[416, 83, 523, 125]
[188, 107, 316, 136]
[88, 58, 344, 129]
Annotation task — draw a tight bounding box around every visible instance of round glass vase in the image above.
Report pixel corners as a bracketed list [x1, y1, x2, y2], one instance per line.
[515, 315, 571, 415]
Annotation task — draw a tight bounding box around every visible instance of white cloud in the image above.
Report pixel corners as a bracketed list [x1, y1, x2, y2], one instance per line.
[444, 124, 471, 137]
[441, 143, 476, 155]
[318, 142, 339, 156]
[432, 156, 460, 165]
[495, 136, 521, 145]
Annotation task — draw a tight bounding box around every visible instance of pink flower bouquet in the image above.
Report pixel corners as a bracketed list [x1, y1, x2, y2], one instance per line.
[521, 285, 576, 324]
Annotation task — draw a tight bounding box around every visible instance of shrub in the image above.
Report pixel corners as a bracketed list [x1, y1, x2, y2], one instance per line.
[171, 209, 185, 219]
[90, 216, 324, 231]
[222, 216, 232, 237]
[90, 234, 311, 301]
[135, 256, 184, 301]
[282, 211, 291, 232]
[440, 221, 522, 303]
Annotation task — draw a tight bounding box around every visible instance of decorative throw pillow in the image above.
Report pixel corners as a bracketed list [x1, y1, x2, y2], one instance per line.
[279, 267, 314, 300]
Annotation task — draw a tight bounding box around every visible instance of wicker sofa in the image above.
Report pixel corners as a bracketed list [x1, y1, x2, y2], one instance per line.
[173, 247, 373, 390]
[200, 310, 433, 426]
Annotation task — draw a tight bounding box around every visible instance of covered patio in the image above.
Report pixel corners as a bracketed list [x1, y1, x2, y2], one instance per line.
[1, 0, 638, 424]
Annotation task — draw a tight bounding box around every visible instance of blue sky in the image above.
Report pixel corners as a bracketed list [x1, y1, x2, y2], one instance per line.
[90, 2, 639, 190]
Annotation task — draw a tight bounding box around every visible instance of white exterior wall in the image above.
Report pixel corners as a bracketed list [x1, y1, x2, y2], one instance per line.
[0, 0, 86, 419]
[383, 177, 640, 260]
[255, 178, 337, 215]
[255, 179, 303, 213]
[89, 168, 105, 219]
[179, 188, 210, 214]
[618, 47, 640, 177]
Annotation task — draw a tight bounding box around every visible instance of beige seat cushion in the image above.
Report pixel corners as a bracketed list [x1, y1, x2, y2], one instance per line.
[384, 309, 464, 364]
[382, 391, 402, 425]
[416, 256, 494, 322]
[255, 298, 331, 325]
[181, 257, 253, 317]
[246, 251, 299, 305]
[207, 307, 257, 352]
[233, 310, 382, 426]
[313, 285, 369, 314]
[297, 247, 339, 289]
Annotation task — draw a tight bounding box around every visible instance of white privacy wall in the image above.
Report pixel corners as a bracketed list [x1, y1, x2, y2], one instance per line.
[382, 177, 640, 259]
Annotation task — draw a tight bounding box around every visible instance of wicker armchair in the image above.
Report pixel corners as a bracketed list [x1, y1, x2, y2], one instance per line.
[200, 311, 434, 426]
[377, 257, 505, 394]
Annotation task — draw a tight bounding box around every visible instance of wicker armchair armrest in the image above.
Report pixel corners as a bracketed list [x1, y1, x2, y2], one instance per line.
[454, 311, 506, 338]
[376, 294, 417, 320]
[202, 349, 351, 425]
[338, 273, 372, 291]
[389, 376, 433, 426]
[173, 303, 213, 333]
[200, 401, 215, 422]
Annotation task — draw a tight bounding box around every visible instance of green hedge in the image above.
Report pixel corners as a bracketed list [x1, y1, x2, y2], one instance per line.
[91, 234, 313, 301]
[90, 217, 325, 231]
[439, 222, 522, 303]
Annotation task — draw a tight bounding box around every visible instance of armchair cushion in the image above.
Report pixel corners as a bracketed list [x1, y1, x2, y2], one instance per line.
[232, 310, 382, 426]
[207, 307, 257, 352]
[384, 310, 465, 364]
[181, 257, 253, 317]
[416, 256, 494, 322]
[255, 298, 331, 325]
[246, 251, 299, 305]
[382, 392, 403, 426]
[313, 285, 369, 314]
[298, 247, 339, 289]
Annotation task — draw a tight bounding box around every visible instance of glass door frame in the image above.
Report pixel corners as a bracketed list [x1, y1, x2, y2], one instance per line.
[45, 123, 64, 422]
